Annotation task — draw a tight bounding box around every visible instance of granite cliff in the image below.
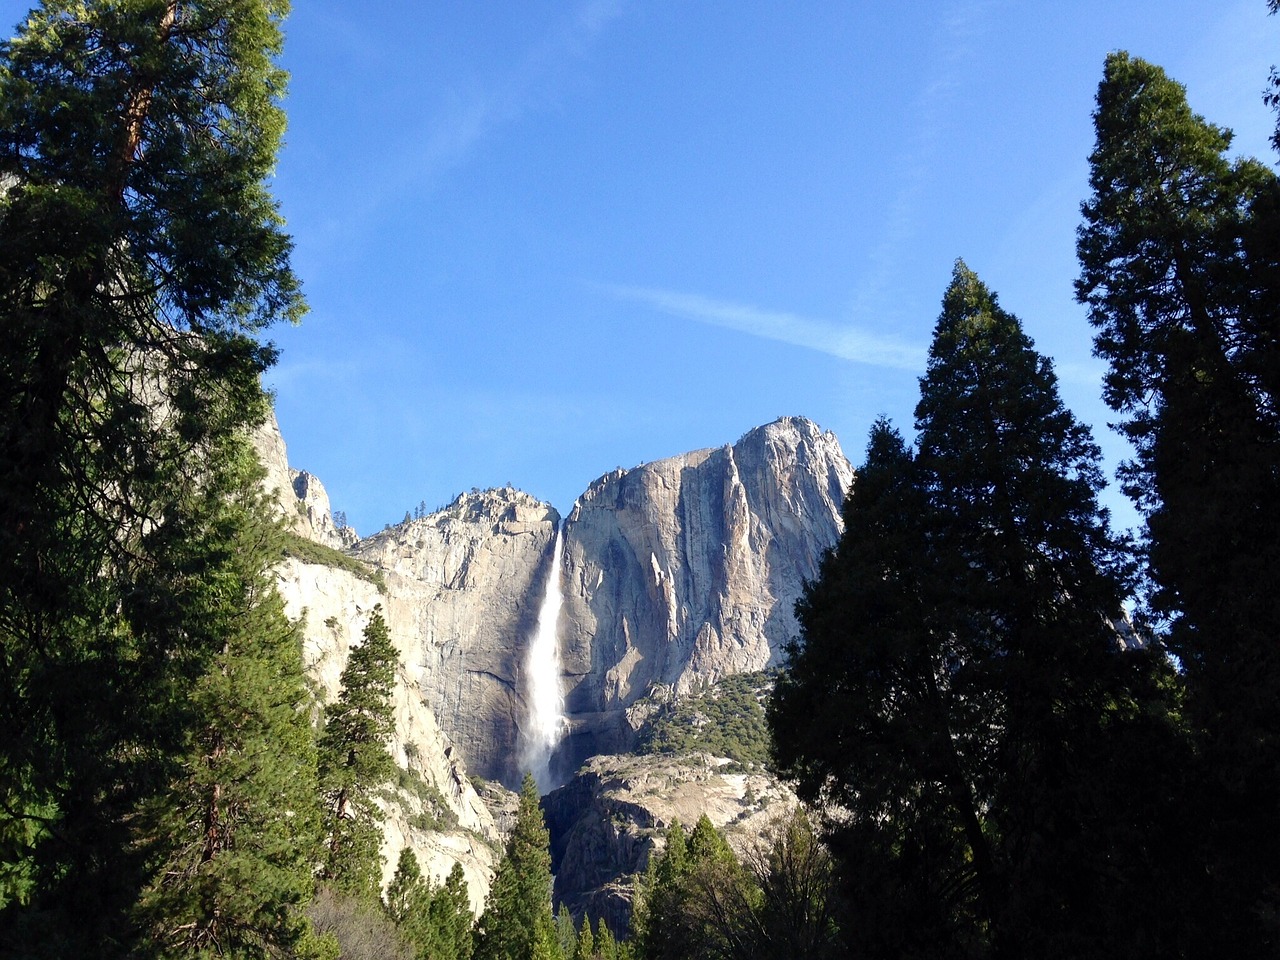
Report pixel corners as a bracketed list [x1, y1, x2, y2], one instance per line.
[554, 417, 853, 778]
[348, 488, 561, 787]
[255, 414, 505, 908]
[260, 413, 851, 790]
[253, 411, 852, 909]
[253, 413, 358, 550]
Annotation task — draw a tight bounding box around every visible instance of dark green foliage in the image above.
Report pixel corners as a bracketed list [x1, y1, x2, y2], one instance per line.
[634, 814, 775, 960]
[129, 442, 326, 957]
[769, 421, 945, 821]
[1077, 50, 1280, 955]
[564, 910, 632, 960]
[772, 263, 1179, 958]
[318, 607, 399, 899]
[474, 773, 561, 960]
[634, 672, 773, 770]
[593, 918, 618, 960]
[382, 849, 475, 960]
[424, 863, 476, 960]
[637, 808, 840, 960]
[556, 904, 578, 960]
[282, 530, 386, 592]
[385, 847, 426, 928]
[0, 0, 307, 952]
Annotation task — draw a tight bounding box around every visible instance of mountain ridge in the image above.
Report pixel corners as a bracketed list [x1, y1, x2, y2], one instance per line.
[253, 411, 852, 904]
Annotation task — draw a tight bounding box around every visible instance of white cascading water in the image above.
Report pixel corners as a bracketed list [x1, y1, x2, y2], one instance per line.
[521, 523, 566, 792]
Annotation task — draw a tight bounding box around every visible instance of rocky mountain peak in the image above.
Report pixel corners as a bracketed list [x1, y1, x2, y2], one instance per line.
[436, 486, 560, 527]
[257, 410, 854, 910]
[553, 416, 853, 777]
[250, 411, 356, 549]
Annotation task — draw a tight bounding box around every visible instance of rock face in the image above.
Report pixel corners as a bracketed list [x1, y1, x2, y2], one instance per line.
[261, 414, 850, 791]
[279, 556, 503, 909]
[293, 470, 359, 548]
[252, 411, 358, 549]
[554, 417, 852, 776]
[253, 417, 504, 908]
[350, 489, 561, 787]
[254, 411, 851, 910]
[542, 753, 797, 935]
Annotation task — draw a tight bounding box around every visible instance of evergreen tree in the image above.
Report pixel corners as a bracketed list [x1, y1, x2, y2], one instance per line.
[573, 914, 594, 960]
[1077, 50, 1280, 954]
[423, 863, 475, 960]
[593, 918, 618, 960]
[636, 815, 760, 960]
[474, 773, 560, 960]
[632, 821, 686, 959]
[317, 607, 399, 899]
[0, 0, 303, 950]
[656, 820, 688, 888]
[772, 418, 984, 958]
[556, 904, 579, 960]
[385, 847, 427, 928]
[382, 849, 476, 960]
[915, 262, 1179, 956]
[130, 440, 325, 958]
[772, 263, 1179, 958]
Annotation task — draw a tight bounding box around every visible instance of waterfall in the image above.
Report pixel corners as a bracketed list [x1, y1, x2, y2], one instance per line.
[521, 522, 566, 792]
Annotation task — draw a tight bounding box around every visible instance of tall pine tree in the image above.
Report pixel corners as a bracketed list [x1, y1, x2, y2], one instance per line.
[634, 815, 760, 960]
[318, 606, 399, 900]
[772, 262, 1179, 958]
[915, 262, 1179, 957]
[130, 439, 325, 958]
[426, 863, 476, 960]
[474, 773, 560, 960]
[1077, 50, 1280, 954]
[384, 847, 428, 930]
[0, 0, 305, 951]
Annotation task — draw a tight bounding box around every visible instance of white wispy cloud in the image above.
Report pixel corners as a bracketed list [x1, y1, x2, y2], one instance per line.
[303, 0, 625, 247]
[397, 0, 624, 194]
[846, 0, 994, 322]
[604, 284, 925, 371]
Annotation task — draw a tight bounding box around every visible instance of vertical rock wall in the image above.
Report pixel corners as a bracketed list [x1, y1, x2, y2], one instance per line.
[349, 490, 562, 787]
[261, 413, 851, 792]
[555, 417, 852, 773]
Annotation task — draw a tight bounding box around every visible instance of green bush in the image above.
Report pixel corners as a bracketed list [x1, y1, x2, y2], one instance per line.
[634, 671, 776, 769]
[281, 531, 386, 594]
[393, 766, 459, 833]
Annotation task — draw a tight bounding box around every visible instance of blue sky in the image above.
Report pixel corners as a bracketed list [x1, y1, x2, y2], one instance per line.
[7, 1, 1278, 535]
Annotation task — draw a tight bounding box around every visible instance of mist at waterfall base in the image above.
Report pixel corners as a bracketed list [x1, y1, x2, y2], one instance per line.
[520, 524, 567, 793]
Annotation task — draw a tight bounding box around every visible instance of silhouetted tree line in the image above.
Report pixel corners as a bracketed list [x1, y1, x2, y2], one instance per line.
[771, 38, 1280, 960]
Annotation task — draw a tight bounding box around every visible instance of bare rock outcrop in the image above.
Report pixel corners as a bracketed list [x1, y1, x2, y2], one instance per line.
[260, 414, 851, 792]
[251, 411, 357, 548]
[350, 488, 561, 787]
[292, 469, 359, 548]
[541, 753, 796, 935]
[555, 417, 852, 772]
